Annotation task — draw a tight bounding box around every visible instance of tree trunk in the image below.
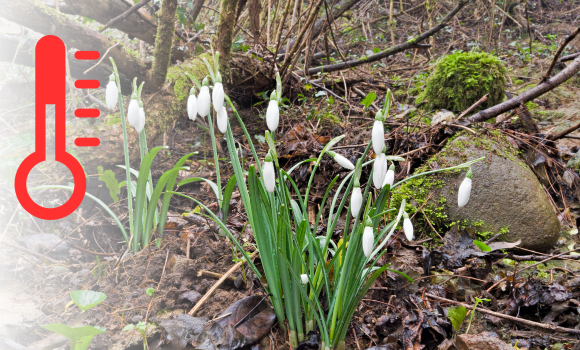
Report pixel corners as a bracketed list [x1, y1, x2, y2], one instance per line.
[249, 0, 261, 43]
[216, 0, 240, 75]
[150, 0, 179, 88]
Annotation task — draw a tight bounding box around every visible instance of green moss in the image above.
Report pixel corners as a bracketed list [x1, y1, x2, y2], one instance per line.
[417, 51, 507, 112]
[166, 53, 212, 103]
[103, 114, 122, 126]
[514, 79, 525, 85]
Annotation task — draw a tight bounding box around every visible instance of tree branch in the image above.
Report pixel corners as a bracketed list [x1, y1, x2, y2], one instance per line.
[540, 26, 580, 83]
[297, 0, 470, 75]
[99, 0, 151, 33]
[467, 55, 580, 124]
[150, 0, 178, 88]
[0, 0, 151, 92]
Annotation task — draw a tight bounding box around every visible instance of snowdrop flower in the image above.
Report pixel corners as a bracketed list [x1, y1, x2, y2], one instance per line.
[351, 184, 362, 216]
[212, 72, 224, 113]
[197, 77, 211, 118]
[187, 87, 197, 121]
[266, 91, 279, 132]
[135, 100, 146, 133]
[458, 167, 473, 208]
[403, 212, 414, 241]
[301, 274, 308, 284]
[216, 104, 228, 133]
[106, 74, 118, 110]
[373, 152, 387, 188]
[127, 92, 140, 129]
[328, 151, 354, 170]
[372, 110, 385, 156]
[382, 163, 395, 188]
[263, 152, 276, 193]
[362, 217, 374, 258]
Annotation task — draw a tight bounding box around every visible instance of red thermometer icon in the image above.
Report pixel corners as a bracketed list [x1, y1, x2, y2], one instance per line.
[15, 35, 101, 220]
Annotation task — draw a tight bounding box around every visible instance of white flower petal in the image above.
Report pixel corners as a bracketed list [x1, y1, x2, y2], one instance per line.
[373, 153, 387, 188]
[187, 94, 197, 121]
[266, 100, 279, 132]
[212, 82, 224, 113]
[105, 81, 118, 110]
[197, 86, 211, 117]
[362, 226, 374, 257]
[372, 120, 385, 155]
[127, 99, 140, 128]
[333, 153, 354, 170]
[382, 169, 395, 188]
[300, 274, 308, 284]
[217, 106, 228, 133]
[403, 218, 414, 241]
[135, 107, 146, 133]
[263, 161, 276, 193]
[351, 187, 362, 216]
[458, 177, 472, 208]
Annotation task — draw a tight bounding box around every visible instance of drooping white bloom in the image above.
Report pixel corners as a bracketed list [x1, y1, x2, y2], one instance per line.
[266, 92, 279, 132]
[301, 274, 308, 284]
[458, 168, 473, 208]
[373, 153, 387, 188]
[135, 100, 146, 133]
[382, 163, 395, 188]
[362, 223, 374, 258]
[351, 186, 362, 216]
[328, 151, 354, 170]
[263, 153, 276, 193]
[212, 72, 224, 113]
[127, 93, 140, 129]
[217, 105, 228, 133]
[187, 88, 197, 121]
[403, 212, 414, 241]
[197, 77, 211, 118]
[372, 110, 385, 156]
[106, 74, 118, 110]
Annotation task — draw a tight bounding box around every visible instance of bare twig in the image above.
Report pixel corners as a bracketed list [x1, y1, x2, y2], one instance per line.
[145, 249, 170, 322]
[425, 293, 580, 335]
[99, 0, 152, 33]
[540, 26, 580, 83]
[547, 121, 580, 141]
[83, 41, 120, 75]
[188, 251, 258, 316]
[455, 94, 488, 121]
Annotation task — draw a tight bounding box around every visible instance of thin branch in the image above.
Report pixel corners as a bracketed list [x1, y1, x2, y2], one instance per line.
[540, 26, 580, 83]
[297, 0, 469, 75]
[99, 0, 152, 33]
[83, 41, 120, 75]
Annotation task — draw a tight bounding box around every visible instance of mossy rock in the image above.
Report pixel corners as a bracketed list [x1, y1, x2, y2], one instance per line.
[392, 131, 560, 252]
[417, 51, 507, 112]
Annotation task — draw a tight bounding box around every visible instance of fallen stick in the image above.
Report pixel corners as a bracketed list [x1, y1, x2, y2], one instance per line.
[547, 120, 580, 141]
[540, 26, 580, 83]
[455, 94, 488, 121]
[425, 293, 580, 335]
[467, 54, 580, 124]
[99, 0, 152, 32]
[559, 52, 580, 62]
[188, 251, 258, 316]
[197, 269, 239, 284]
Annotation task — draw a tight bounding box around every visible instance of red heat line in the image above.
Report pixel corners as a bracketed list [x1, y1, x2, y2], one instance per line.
[75, 80, 100, 89]
[75, 138, 100, 147]
[74, 109, 100, 118]
[75, 51, 100, 60]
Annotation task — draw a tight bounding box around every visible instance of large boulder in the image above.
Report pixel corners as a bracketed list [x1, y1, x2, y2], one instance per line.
[394, 131, 561, 252]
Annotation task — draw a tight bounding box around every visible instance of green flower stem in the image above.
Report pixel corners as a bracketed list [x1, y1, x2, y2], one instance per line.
[110, 58, 135, 251]
[207, 112, 223, 207]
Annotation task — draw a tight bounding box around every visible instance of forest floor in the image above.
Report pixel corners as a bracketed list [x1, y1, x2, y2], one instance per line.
[3, 1, 580, 349]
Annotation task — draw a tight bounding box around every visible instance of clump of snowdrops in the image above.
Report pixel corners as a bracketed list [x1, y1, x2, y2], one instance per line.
[173, 52, 483, 350]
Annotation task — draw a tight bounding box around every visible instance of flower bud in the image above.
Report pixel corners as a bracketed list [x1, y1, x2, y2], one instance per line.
[135, 100, 146, 133]
[382, 163, 395, 188]
[212, 72, 224, 113]
[127, 93, 140, 129]
[351, 185, 362, 216]
[106, 74, 118, 110]
[403, 211, 413, 241]
[372, 111, 385, 155]
[328, 151, 354, 170]
[372, 153, 387, 188]
[458, 168, 473, 208]
[301, 274, 308, 284]
[266, 93, 279, 132]
[217, 105, 228, 133]
[187, 87, 197, 121]
[362, 219, 374, 258]
[263, 155, 276, 193]
[197, 78, 211, 117]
